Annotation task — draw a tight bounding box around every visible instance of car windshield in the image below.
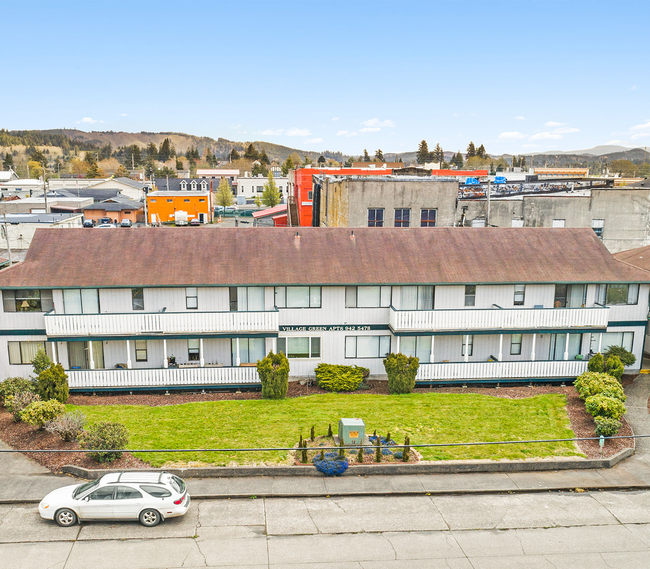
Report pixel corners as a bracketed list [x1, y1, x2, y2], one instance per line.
[72, 479, 99, 499]
[169, 475, 186, 494]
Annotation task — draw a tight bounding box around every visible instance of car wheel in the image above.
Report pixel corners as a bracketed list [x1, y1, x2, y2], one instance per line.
[139, 508, 161, 527]
[55, 508, 77, 527]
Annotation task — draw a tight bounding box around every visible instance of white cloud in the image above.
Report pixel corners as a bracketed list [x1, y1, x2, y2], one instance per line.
[261, 129, 284, 136]
[544, 121, 564, 127]
[359, 127, 381, 133]
[529, 132, 563, 140]
[631, 85, 638, 91]
[630, 120, 650, 131]
[80, 117, 99, 124]
[286, 128, 311, 136]
[514, 116, 525, 120]
[631, 132, 650, 140]
[305, 138, 323, 144]
[498, 131, 527, 139]
[553, 127, 579, 134]
[118, 113, 128, 117]
[361, 118, 394, 128]
[336, 130, 349, 136]
[332, 117, 339, 121]
[522, 144, 539, 148]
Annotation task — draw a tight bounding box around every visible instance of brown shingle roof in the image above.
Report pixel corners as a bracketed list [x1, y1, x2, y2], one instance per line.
[613, 244, 650, 273]
[0, 227, 647, 288]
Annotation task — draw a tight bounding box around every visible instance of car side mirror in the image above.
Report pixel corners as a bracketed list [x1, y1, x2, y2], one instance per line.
[84, 496, 90, 502]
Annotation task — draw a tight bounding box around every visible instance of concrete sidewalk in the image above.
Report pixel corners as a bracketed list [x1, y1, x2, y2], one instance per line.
[2, 375, 649, 504]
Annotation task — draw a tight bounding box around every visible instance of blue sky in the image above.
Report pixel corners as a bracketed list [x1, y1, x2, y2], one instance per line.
[2, 0, 649, 156]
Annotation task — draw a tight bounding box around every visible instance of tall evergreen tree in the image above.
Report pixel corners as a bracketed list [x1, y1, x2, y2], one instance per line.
[244, 143, 259, 160]
[466, 142, 476, 159]
[259, 150, 270, 165]
[318, 155, 326, 165]
[158, 138, 174, 162]
[146, 142, 158, 161]
[433, 143, 444, 164]
[281, 156, 295, 177]
[362, 149, 371, 162]
[86, 158, 102, 179]
[3, 152, 14, 170]
[417, 140, 430, 164]
[476, 144, 487, 159]
[375, 149, 385, 162]
[520, 155, 527, 169]
[230, 149, 240, 161]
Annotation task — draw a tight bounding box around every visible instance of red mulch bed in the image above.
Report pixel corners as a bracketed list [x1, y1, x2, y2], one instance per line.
[0, 377, 638, 473]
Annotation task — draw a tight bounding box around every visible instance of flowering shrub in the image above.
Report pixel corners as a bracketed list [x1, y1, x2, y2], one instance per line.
[45, 411, 87, 441]
[5, 392, 41, 422]
[0, 377, 35, 406]
[79, 422, 129, 463]
[313, 454, 349, 476]
[20, 400, 65, 429]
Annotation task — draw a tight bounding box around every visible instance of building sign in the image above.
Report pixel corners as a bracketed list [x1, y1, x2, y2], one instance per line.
[279, 325, 388, 332]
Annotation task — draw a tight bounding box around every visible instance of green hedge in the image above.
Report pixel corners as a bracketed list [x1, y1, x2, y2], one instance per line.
[315, 364, 368, 392]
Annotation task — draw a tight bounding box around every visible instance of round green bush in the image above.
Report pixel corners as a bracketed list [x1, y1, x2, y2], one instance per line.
[0, 377, 35, 406]
[605, 356, 624, 380]
[79, 422, 129, 463]
[20, 400, 65, 429]
[585, 394, 627, 420]
[574, 372, 622, 400]
[36, 363, 69, 404]
[601, 387, 626, 402]
[603, 345, 636, 367]
[587, 353, 604, 373]
[257, 351, 289, 399]
[384, 353, 420, 395]
[315, 364, 368, 392]
[5, 392, 41, 422]
[594, 416, 622, 437]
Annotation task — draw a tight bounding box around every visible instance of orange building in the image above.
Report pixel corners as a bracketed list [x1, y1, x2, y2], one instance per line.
[82, 198, 143, 224]
[147, 191, 213, 225]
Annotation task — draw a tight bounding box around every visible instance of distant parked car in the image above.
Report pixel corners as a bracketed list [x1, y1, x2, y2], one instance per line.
[39, 472, 190, 527]
[237, 209, 254, 217]
[97, 223, 116, 228]
[189, 218, 201, 226]
[120, 219, 133, 227]
[225, 205, 237, 213]
[83, 219, 95, 228]
[98, 217, 112, 225]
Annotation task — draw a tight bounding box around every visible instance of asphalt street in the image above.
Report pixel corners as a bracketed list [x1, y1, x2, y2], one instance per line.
[4, 490, 650, 568]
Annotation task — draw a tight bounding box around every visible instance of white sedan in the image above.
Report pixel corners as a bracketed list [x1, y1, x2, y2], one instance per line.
[39, 472, 190, 527]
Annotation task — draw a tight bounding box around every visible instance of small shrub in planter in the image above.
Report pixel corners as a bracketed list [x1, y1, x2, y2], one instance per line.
[604, 356, 624, 381]
[574, 372, 622, 400]
[0, 377, 35, 406]
[256, 351, 289, 400]
[5, 392, 41, 422]
[79, 422, 129, 463]
[45, 411, 87, 442]
[585, 394, 627, 420]
[603, 345, 636, 367]
[384, 353, 419, 394]
[20, 400, 65, 429]
[314, 363, 368, 392]
[594, 416, 623, 437]
[36, 363, 69, 404]
[587, 353, 604, 373]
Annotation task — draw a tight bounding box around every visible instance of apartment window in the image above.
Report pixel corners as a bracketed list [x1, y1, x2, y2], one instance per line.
[277, 337, 321, 359]
[592, 219, 605, 239]
[554, 284, 586, 308]
[461, 335, 474, 356]
[184, 199, 190, 203]
[135, 340, 147, 362]
[400, 286, 434, 310]
[186, 287, 198, 310]
[257, 186, 263, 192]
[151, 199, 157, 203]
[420, 209, 437, 227]
[513, 284, 525, 306]
[552, 219, 566, 228]
[400, 336, 431, 362]
[199, 199, 205, 202]
[232, 337, 265, 364]
[188, 339, 200, 361]
[3, 289, 53, 312]
[275, 286, 321, 308]
[8, 341, 46, 365]
[63, 289, 99, 314]
[167, 199, 173, 203]
[464, 285, 476, 307]
[229, 286, 265, 311]
[592, 331, 634, 354]
[395, 208, 410, 227]
[307, 190, 313, 200]
[68, 341, 104, 370]
[510, 334, 522, 355]
[345, 286, 391, 308]
[550, 333, 582, 360]
[132, 288, 144, 311]
[596, 284, 639, 306]
[511, 219, 524, 227]
[345, 336, 391, 358]
[368, 208, 384, 227]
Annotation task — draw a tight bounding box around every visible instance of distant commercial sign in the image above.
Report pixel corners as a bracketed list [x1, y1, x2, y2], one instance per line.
[465, 177, 480, 185]
[493, 176, 507, 185]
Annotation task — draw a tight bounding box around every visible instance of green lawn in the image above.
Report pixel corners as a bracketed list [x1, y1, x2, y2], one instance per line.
[69, 393, 582, 467]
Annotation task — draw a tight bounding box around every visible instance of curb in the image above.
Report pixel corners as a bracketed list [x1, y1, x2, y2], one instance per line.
[61, 448, 635, 479]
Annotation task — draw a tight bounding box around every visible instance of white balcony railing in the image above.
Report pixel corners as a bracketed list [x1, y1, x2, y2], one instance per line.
[45, 310, 279, 337]
[67, 366, 260, 389]
[416, 360, 588, 381]
[390, 305, 609, 333]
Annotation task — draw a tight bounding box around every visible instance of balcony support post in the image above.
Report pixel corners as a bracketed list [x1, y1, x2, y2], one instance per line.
[563, 333, 570, 361]
[51, 342, 57, 365]
[396, 336, 400, 353]
[163, 339, 168, 368]
[464, 335, 469, 362]
[199, 338, 204, 368]
[430, 335, 434, 363]
[126, 339, 132, 369]
[498, 334, 503, 361]
[598, 333, 603, 353]
[236, 337, 241, 366]
[88, 341, 95, 370]
[531, 333, 536, 361]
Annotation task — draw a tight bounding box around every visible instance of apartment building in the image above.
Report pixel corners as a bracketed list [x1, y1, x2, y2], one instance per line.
[0, 227, 647, 391]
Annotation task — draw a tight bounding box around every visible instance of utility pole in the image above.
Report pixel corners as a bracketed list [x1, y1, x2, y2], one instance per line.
[2, 212, 13, 266]
[486, 178, 491, 226]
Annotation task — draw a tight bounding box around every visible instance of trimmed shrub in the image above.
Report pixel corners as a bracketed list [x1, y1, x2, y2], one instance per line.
[79, 422, 129, 463]
[601, 387, 626, 403]
[20, 400, 65, 429]
[603, 345, 636, 367]
[312, 455, 349, 476]
[36, 364, 69, 404]
[257, 351, 289, 400]
[574, 372, 622, 400]
[594, 416, 623, 437]
[605, 356, 624, 380]
[315, 363, 368, 392]
[587, 353, 604, 373]
[384, 353, 420, 394]
[31, 348, 52, 377]
[0, 377, 35, 406]
[5, 392, 40, 422]
[45, 411, 87, 442]
[585, 394, 627, 420]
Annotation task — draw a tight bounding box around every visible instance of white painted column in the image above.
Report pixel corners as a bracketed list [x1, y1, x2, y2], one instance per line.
[88, 341, 95, 370]
[498, 334, 503, 361]
[51, 342, 57, 365]
[563, 333, 570, 361]
[126, 339, 132, 369]
[236, 338, 241, 366]
[163, 339, 168, 368]
[396, 336, 400, 354]
[598, 333, 603, 353]
[272, 337, 277, 354]
[430, 336, 434, 363]
[464, 335, 469, 362]
[531, 333, 536, 362]
[199, 338, 204, 367]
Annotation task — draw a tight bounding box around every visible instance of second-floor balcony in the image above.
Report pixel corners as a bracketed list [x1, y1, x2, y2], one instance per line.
[389, 305, 609, 334]
[44, 309, 279, 338]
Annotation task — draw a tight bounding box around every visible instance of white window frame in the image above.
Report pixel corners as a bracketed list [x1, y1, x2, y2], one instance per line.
[186, 287, 198, 310]
[135, 339, 147, 362]
[461, 335, 474, 356]
[552, 219, 566, 228]
[345, 335, 391, 359]
[274, 286, 321, 308]
[596, 283, 639, 306]
[514, 284, 525, 306]
[464, 285, 476, 307]
[510, 334, 522, 355]
[345, 286, 391, 308]
[277, 336, 321, 359]
[8, 341, 46, 365]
